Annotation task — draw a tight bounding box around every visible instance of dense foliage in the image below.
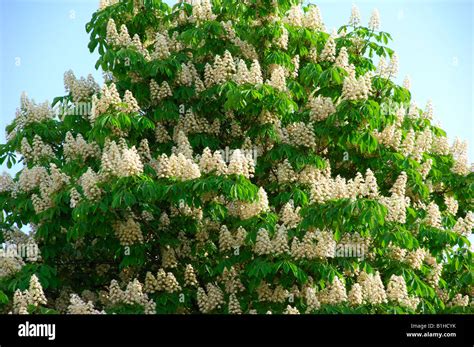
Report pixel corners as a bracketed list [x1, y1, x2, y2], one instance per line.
[0, 0, 472, 314]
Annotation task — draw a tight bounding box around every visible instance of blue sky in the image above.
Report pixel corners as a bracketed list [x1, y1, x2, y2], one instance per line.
[0, 0, 473, 175]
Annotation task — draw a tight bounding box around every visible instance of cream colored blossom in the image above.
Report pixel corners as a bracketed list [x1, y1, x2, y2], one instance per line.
[113, 217, 144, 246]
[308, 95, 336, 121]
[368, 9, 380, 31]
[320, 36, 336, 62]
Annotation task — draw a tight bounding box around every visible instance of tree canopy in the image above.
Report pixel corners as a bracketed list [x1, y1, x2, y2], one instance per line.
[0, 0, 472, 314]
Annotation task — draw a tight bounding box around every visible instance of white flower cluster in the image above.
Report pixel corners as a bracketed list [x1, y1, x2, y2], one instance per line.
[266, 65, 287, 91]
[63, 70, 99, 103]
[313, 230, 337, 258]
[153, 153, 200, 181]
[79, 168, 102, 201]
[303, 5, 324, 31]
[272, 159, 297, 184]
[91, 83, 140, 122]
[151, 31, 171, 60]
[419, 159, 433, 179]
[283, 5, 304, 26]
[386, 275, 420, 310]
[291, 54, 300, 78]
[233, 59, 263, 85]
[422, 100, 434, 120]
[8, 93, 54, 140]
[220, 266, 245, 294]
[101, 140, 144, 177]
[90, 83, 119, 121]
[197, 283, 225, 313]
[122, 90, 141, 113]
[405, 248, 427, 270]
[379, 172, 409, 224]
[397, 127, 432, 161]
[407, 102, 420, 118]
[143, 269, 181, 294]
[279, 200, 301, 229]
[189, 0, 216, 23]
[348, 4, 361, 26]
[403, 75, 411, 90]
[319, 277, 347, 305]
[342, 72, 372, 100]
[161, 246, 178, 269]
[425, 202, 442, 228]
[177, 61, 202, 89]
[444, 195, 459, 215]
[131, 33, 152, 60]
[368, 9, 381, 31]
[175, 109, 220, 137]
[63, 132, 100, 162]
[18, 166, 48, 193]
[155, 123, 172, 143]
[291, 229, 336, 259]
[218, 225, 247, 252]
[256, 282, 290, 303]
[113, 217, 144, 246]
[150, 80, 172, 103]
[67, 294, 103, 314]
[170, 200, 203, 221]
[305, 287, 321, 312]
[227, 149, 255, 178]
[339, 232, 370, 258]
[204, 51, 235, 87]
[453, 212, 474, 236]
[254, 225, 290, 255]
[69, 187, 81, 208]
[0, 255, 25, 279]
[227, 187, 269, 220]
[320, 36, 336, 62]
[310, 168, 379, 204]
[372, 124, 402, 150]
[386, 243, 408, 262]
[377, 54, 399, 79]
[106, 20, 151, 60]
[31, 164, 70, 214]
[348, 283, 363, 306]
[108, 279, 156, 314]
[275, 26, 289, 50]
[286, 122, 316, 149]
[356, 271, 387, 305]
[172, 130, 194, 159]
[12, 274, 47, 314]
[412, 128, 432, 162]
[99, 0, 118, 10]
[447, 293, 469, 308]
[429, 136, 449, 158]
[450, 138, 470, 176]
[0, 172, 14, 193]
[283, 305, 300, 314]
[426, 261, 443, 287]
[184, 264, 199, 287]
[308, 47, 318, 63]
[228, 293, 242, 314]
[20, 135, 54, 164]
[335, 47, 349, 70]
[199, 147, 227, 175]
[400, 129, 415, 156]
[138, 138, 151, 163]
